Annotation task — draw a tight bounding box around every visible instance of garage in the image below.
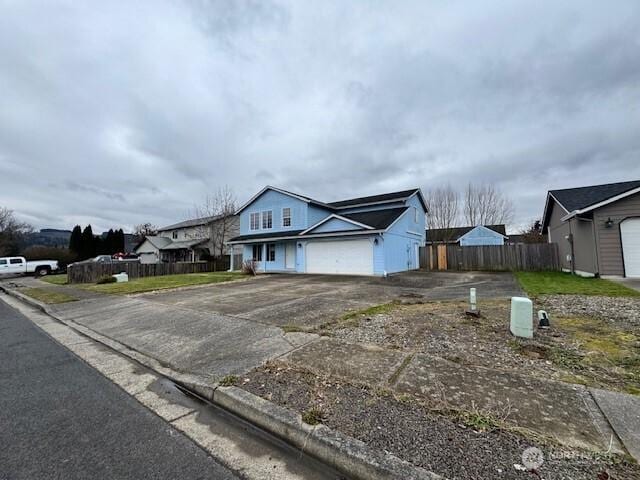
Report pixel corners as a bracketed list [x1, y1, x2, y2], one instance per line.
[305, 239, 373, 275]
[621, 218, 640, 277]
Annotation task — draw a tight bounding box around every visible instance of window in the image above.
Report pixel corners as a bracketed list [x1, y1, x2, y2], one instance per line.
[172, 231, 178, 239]
[250, 212, 260, 230]
[252, 244, 263, 261]
[0, 259, 6, 265]
[282, 207, 291, 227]
[267, 243, 276, 262]
[414, 207, 418, 223]
[262, 210, 273, 229]
[10, 258, 23, 264]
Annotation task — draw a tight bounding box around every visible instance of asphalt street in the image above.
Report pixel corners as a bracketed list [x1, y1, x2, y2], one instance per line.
[0, 298, 240, 480]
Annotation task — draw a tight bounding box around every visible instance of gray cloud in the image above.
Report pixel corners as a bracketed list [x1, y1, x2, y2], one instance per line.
[1, 0, 639, 233]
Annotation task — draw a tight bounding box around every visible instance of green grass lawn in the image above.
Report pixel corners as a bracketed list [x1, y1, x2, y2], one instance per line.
[20, 287, 77, 304]
[515, 271, 640, 297]
[84, 271, 246, 295]
[41, 274, 68, 285]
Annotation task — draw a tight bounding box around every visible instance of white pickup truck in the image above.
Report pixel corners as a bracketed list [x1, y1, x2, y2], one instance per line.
[0, 256, 60, 276]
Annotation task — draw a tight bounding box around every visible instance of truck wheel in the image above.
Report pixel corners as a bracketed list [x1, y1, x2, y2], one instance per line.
[35, 266, 50, 277]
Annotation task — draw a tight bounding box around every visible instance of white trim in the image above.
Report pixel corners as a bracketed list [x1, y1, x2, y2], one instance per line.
[299, 214, 374, 235]
[560, 186, 640, 222]
[235, 186, 318, 215]
[385, 208, 409, 231]
[457, 225, 508, 242]
[227, 229, 384, 245]
[561, 268, 596, 277]
[282, 207, 291, 227]
[406, 230, 422, 236]
[542, 192, 569, 230]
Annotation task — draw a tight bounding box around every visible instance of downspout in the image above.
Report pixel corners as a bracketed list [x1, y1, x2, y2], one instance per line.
[591, 218, 600, 277]
[568, 220, 575, 275]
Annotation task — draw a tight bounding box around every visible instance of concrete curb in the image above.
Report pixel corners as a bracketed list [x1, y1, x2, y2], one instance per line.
[1, 286, 440, 480]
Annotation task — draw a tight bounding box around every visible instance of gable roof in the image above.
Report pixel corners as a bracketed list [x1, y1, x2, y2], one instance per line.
[159, 214, 231, 231]
[328, 189, 427, 211]
[426, 225, 507, 243]
[341, 207, 409, 230]
[235, 186, 333, 214]
[300, 214, 375, 235]
[543, 180, 640, 228]
[135, 235, 172, 251]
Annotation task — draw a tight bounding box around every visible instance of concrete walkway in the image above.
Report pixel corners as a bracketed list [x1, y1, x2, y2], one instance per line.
[284, 337, 632, 455]
[610, 277, 640, 293]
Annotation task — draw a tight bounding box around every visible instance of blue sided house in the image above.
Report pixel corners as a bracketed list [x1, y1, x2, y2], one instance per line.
[227, 186, 428, 275]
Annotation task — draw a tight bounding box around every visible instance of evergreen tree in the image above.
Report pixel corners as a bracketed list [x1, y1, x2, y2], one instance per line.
[80, 225, 95, 259]
[105, 229, 115, 254]
[116, 229, 125, 252]
[69, 225, 82, 257]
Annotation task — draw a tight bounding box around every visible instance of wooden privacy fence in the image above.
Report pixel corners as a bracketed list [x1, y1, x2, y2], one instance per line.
[67, 258, 231, 284]
[420, 243, 560, 272]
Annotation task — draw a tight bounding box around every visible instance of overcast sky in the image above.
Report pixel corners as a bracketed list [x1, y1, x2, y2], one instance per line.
[1, 1, 639, 233]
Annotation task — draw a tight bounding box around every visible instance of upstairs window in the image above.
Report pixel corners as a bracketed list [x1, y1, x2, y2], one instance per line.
[252, 244, 263, 261]
[262, 210, 273, 229]
[282, 207, 291, 227]
[267, 243, 276, 261]
[250, 212, 260, 230]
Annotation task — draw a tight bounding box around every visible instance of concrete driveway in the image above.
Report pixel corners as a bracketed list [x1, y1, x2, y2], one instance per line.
[22, 271, 521, 384]
[138, 271, 522, 328]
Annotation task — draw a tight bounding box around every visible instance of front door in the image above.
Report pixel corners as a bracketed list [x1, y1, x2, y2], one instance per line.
[285, 243, 296, 269]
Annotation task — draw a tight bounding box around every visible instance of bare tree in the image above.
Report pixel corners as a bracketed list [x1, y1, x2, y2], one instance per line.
[133, 222, 158, 243]
[463, 183, 515, 226]
[194, 186, 239, 258]
[0, 207, 32, 256]
[425, 185, 459, 241]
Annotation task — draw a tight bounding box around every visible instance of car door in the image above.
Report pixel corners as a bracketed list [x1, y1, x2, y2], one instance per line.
[0, 258, 9, 274]
[8, 258, 25, 274]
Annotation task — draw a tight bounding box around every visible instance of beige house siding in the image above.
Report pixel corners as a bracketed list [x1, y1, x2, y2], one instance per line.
[547, 201, 572, 271]
[593, 191, 640, 276]
[571, 217, 597, 275]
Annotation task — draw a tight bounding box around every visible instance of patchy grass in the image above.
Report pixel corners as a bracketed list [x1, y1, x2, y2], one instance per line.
[40, 274, 68, 285]
[301, 406, 325, 425]
[341, 302, 399, 321]
[82, 272, 246, 295]
[515, 271, 640, 297]
[219, 375, 238, 387]
[21, 287, 76, 304]
[281, 324, 308, 333]
[509, 315, 640, 393]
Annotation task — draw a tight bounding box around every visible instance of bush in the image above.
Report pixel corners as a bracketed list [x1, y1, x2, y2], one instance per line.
[96, 275, 117, 284]
[241, 259, 257, 275]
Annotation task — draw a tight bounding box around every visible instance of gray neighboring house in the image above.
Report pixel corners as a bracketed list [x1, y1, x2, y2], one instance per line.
[135, 214, 239, 264]
[542, 180, 640, 278]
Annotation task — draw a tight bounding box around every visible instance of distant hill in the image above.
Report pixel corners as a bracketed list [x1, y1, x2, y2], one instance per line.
[25, 229, 72, 248]
[25, 229, 135, 252]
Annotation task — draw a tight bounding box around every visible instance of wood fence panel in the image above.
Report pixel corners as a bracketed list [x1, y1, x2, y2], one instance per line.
[67, 257, 232, 284]
[419, 243, 559, 272]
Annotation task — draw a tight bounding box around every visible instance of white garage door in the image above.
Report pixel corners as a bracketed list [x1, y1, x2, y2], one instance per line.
[621, 218, 640, 277]
[306, 239, 373, 275]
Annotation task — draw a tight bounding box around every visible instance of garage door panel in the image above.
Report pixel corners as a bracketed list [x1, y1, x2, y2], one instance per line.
[306, 239, 373, 275]
[621, 219, 640, 278]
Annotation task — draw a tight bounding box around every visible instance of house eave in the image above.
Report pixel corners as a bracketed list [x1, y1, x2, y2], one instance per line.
[227, 229, 384, 245]
[559, 185, 640, 222]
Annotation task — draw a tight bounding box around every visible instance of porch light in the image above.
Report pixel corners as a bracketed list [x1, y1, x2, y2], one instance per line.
[605, 217, 614, 228]
[298, 243, 302, 248]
